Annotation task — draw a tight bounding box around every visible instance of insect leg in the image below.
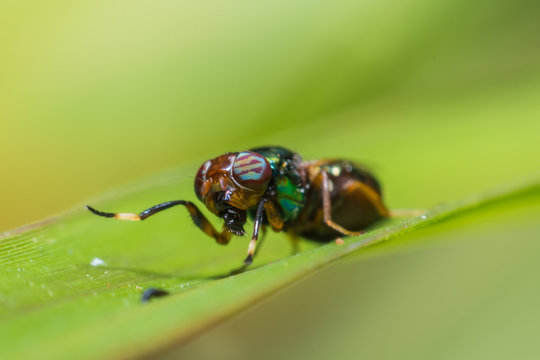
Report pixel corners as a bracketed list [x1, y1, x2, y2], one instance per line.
[253, 226, 267, 258]
[243, 198, 267, 265]
[321, 171, 366, 236]
[86, 201, 231, 245]
[339, 178, 390, 218]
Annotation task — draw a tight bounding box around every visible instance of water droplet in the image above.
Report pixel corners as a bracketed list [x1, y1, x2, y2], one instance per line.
[90, 257, 106, 267]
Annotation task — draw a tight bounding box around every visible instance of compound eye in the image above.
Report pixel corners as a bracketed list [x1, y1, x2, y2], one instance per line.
[194, 160, 212, 200]
[232, 151, 272, 189]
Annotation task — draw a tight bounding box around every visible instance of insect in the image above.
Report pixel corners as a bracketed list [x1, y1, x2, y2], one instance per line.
[86, 146, 389, 266]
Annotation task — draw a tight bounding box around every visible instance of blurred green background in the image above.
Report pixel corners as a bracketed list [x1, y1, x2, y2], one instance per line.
[1, 0, 538, 231]
[1, 0, 540, 358]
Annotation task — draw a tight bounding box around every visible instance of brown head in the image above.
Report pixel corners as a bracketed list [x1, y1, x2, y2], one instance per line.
[194, 151, 272, 235]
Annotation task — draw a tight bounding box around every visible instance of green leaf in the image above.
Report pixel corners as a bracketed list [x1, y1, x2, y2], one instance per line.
[172, 183, 540, 360]
[1, 167, 537, 359]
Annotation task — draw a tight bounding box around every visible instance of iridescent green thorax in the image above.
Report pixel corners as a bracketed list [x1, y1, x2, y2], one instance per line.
[250, 146, 306, 221]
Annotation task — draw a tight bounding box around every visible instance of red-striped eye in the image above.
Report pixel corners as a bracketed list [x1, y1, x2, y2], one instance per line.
[232, 151, 271, 189]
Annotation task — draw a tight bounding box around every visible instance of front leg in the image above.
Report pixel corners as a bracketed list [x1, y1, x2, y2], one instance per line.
[243, 198, 267, 266]
[86, 200, 231, 245]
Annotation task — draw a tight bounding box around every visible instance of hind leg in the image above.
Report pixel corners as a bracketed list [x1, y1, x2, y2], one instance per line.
[321, 171, 389, 236]
[334, 179, 424, 219]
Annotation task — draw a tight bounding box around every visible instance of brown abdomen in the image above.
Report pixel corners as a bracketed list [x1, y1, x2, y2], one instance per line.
[288, 160, 388, 241]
